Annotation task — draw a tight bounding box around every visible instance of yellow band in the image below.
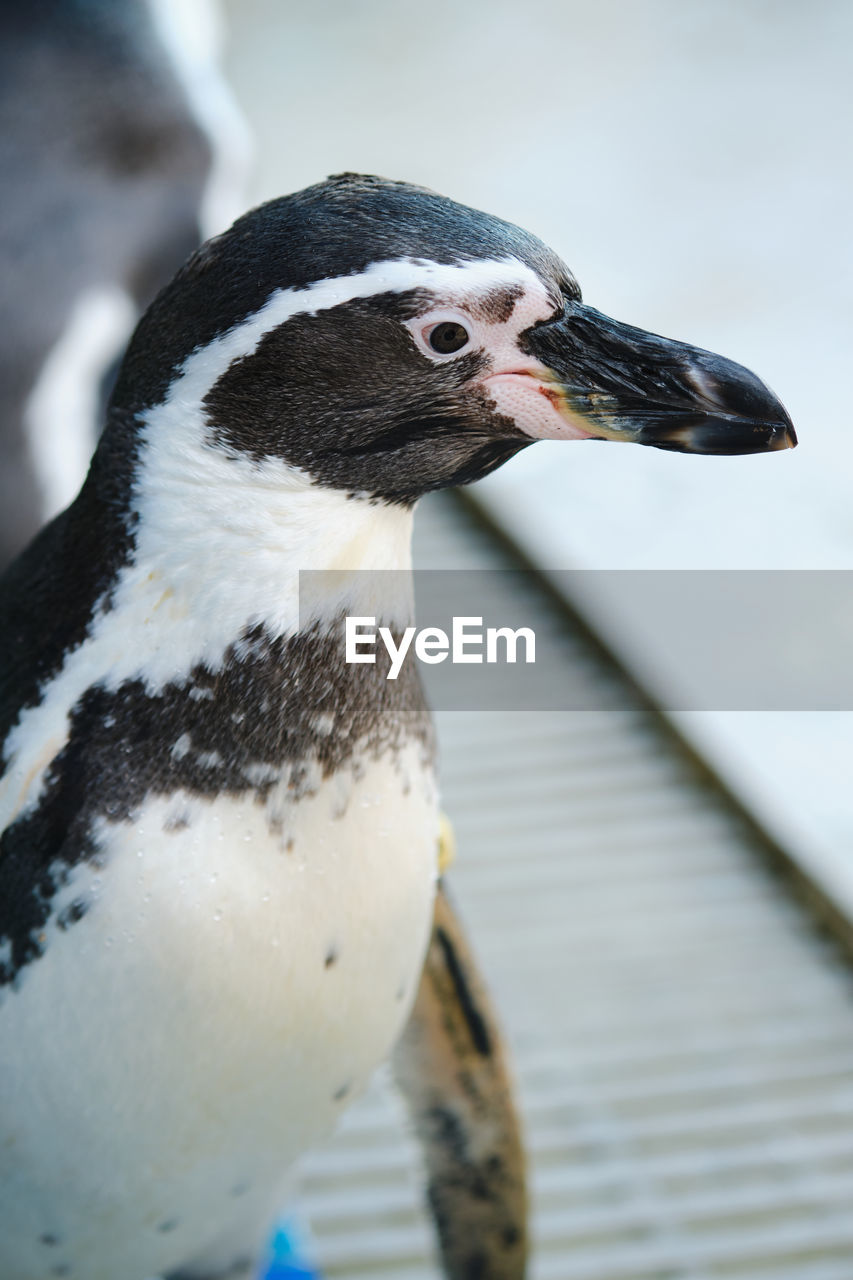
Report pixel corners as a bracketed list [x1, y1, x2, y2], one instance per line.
[438, 812, 456, 876]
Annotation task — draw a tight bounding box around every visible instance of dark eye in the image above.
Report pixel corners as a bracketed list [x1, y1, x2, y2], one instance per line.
[428, 321, 470, 355]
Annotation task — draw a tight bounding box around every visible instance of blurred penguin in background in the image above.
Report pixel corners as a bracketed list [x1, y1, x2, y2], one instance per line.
[0, 0, 249, 569]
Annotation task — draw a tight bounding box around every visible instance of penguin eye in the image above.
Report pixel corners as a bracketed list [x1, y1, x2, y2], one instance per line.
[427, 321, 470, 355]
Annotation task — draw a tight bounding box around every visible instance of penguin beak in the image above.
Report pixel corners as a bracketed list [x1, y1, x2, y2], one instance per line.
[522, 302, 797, 454]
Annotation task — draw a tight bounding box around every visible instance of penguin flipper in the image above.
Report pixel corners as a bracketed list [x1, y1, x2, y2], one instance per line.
[393, 879, 528, 1279]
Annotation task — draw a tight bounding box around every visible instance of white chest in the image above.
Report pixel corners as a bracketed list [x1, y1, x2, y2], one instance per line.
[0, 742, 438, 1280]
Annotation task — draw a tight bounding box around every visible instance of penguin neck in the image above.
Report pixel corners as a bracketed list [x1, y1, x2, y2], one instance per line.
[95, 407, 417, 683]
[134, 427, 414, 567]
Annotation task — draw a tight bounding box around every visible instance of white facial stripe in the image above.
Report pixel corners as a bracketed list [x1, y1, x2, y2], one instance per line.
[172, 255, 550, 407]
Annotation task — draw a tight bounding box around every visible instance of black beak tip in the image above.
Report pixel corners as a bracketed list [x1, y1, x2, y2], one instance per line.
[777, 419, 798, 450]
[752, 416, 798, 454]
[684, 355, 797, 455]
[644, 414, 797, 456]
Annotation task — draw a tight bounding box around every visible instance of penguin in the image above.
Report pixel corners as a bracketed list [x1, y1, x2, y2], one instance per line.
[0, 173, 796, 1280]
[0, 0, 247, 570]
[1, 8, 522, 1262]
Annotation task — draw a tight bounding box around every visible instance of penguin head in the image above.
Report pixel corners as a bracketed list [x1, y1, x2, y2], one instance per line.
[112, 173, 795, 507]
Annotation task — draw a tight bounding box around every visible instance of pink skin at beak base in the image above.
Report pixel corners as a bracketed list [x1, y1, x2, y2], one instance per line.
[482, 370, 595, 442]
